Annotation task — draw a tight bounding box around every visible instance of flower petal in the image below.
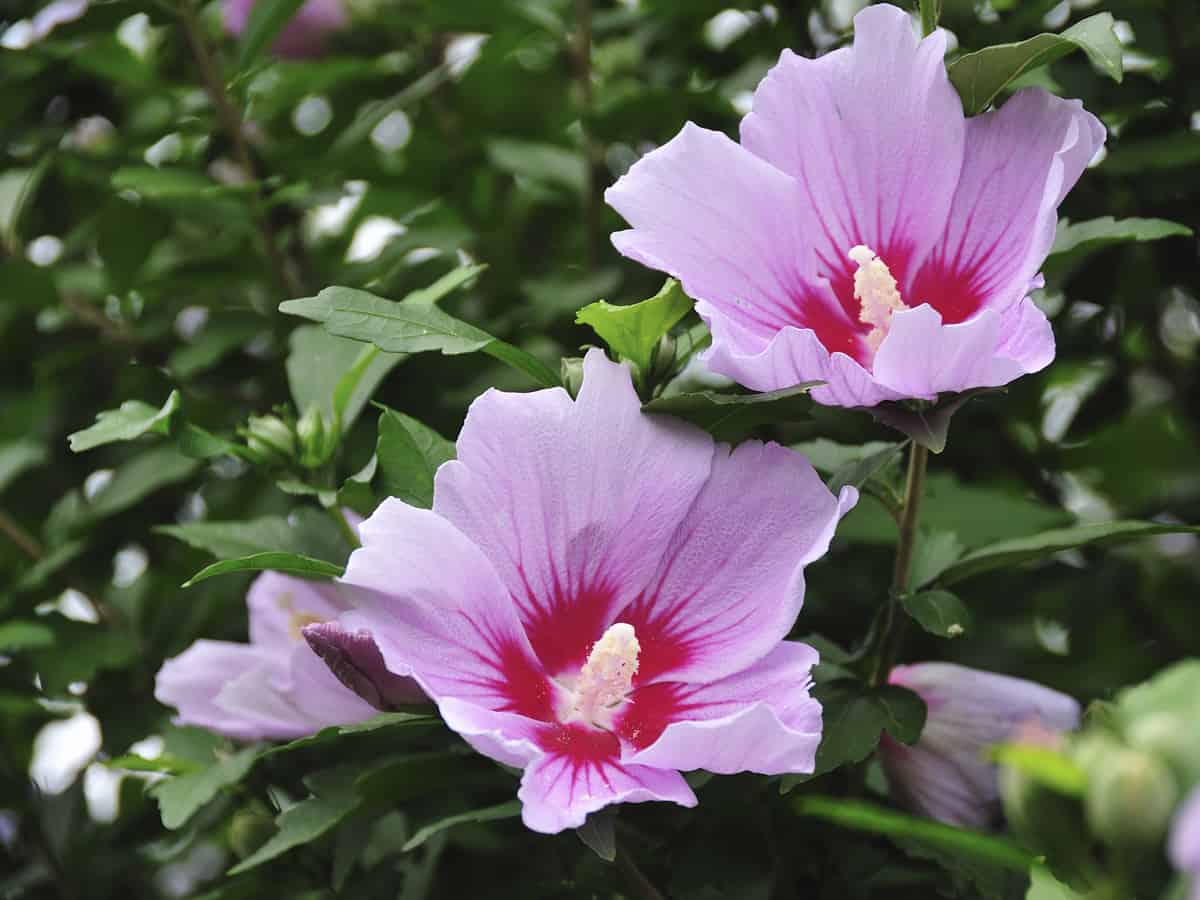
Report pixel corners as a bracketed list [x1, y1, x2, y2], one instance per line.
[607, 123, 865, 365]
[871, 304, 1028, 399]
[340, 500, 559, 720]
[247, 571, 347, 655]
[518, 736, 697, 834]
[438, 697, 546, 769]
[618, 441, 856, 684]
[1170, 787, 1200, 883]
[156, 640, 320, 740]
[281, 642, 380, 728]
[911, 88, 1105, 321]
[434, 349, 713, 678]
[700, 310, 903, 406]
[618, 642, 823, 775]
[740, 4, 964, 291]
[994, 297, 1055, 375]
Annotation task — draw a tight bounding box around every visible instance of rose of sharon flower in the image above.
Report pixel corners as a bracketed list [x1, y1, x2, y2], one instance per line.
[879, 663, 1081, 828]
[223, 0, 347, 59]
[605, 4, 1105, 408]
[1172, 788, 1200, 900]
[155, 571, 421, 741]
[311, 349, 857, 833]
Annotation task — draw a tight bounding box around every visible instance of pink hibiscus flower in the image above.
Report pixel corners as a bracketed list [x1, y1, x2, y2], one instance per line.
[314, 349, 857, 832]
[606, 4, 1105, 408]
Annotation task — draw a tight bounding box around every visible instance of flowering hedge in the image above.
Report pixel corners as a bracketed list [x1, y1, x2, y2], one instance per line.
[2, 1, 1199, 898]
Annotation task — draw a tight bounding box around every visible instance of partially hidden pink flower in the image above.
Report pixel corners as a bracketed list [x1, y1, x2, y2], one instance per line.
[879, 662, 1081, 828]
[1171, 787, 1200, 900]
[223, 0, 347, 59]
[321, 349, 857, 833]
[605, 3, 1105, 408]
[155, 571, 422, 741]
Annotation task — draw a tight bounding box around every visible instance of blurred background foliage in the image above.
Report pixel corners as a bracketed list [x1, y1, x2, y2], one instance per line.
[0, 0, 1198, 897]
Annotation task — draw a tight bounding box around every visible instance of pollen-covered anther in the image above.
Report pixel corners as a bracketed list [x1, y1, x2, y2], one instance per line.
[571, 622, 640, 724]
[849, 244, 909, 351]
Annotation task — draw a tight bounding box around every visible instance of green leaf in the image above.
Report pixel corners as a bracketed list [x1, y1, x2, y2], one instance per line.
[806, 680, 926, 778]
[96, 199, 169, 292]
[47, 445, 200, 538]
[938, 521, 1200, 585]
[575, 279, 693, 375]
[286, 325, 406, 431]
[826, 442, 905, 495]
[150, 746, 260, 830]
[908, 529, 965, 590]
[643, 384, 820, 440]
[1049, 216, 1192, 261]
[110, 167, 241, 201]
[258, 711, 437, 761]
[793, 796, 1034, 870]
[236, 0, 306, 69]
[0, 440, 47, 494]
[158, 510, 349, 563]
[228, 767, 363, 875]
[32, 618, 140, 694]
[902, 589, 973, 639]
[989, 744, 1086, 796]
[948, 13, 1123, 116]
[15, 540, 86, 593]
[376, 407, 456, 509]
[68, 391, 180, 452]
[486, 139, 587, 195]
[279, 266, 558, 387]
[402, 801, 522, 852]
[0, 620, 55, 653]
[182, 553, 345, 588]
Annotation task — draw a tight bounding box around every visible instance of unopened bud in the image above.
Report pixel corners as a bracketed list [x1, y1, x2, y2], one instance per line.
[1085, 749, 1178, 848]
[1127, 713, 1200, 785]
[647, 333, 677, 385]
[561, 357, 585, 399]
[242, 414, 296, 466]
[296, 404, 338, 469]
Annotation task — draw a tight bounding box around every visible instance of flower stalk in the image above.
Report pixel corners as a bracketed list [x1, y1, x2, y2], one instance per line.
[871, 440, 929, 685]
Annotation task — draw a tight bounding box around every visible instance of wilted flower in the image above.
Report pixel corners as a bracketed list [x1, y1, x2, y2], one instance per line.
[606, 4, 1105, 408]
[1171, 788, 1200, 900]
[880, 662, 1081, 828]
[320, 349, 856, 833]
[155, 571, 421, 740]
[223, 0, 347, 59]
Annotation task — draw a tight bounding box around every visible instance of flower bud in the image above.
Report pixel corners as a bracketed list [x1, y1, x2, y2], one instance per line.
[302, 621, 424, 709]
[647, 333, 677, 385]
[1127, 712, 1200, 785]
[879, 663, 1081, 828]
[560, 357, 585, 399]
[1084, 749, 1178, 848]
[296, 404, 338, 469]
[242, 414, 296, 466]
[999, 723, 1093, 886]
